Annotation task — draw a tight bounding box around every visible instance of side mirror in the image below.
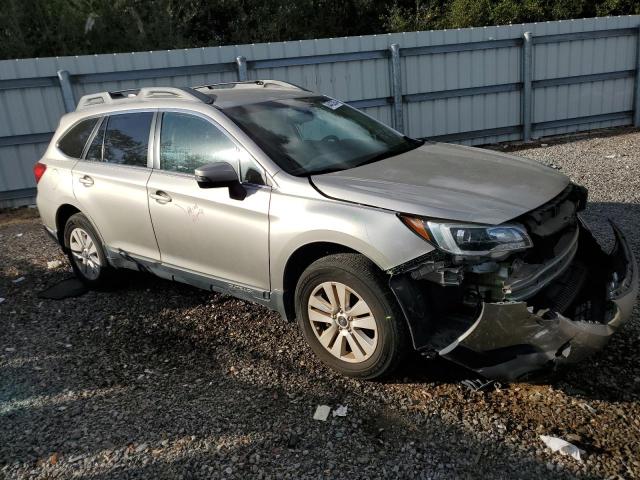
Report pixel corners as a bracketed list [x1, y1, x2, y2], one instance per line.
[194, 162, 246, 200]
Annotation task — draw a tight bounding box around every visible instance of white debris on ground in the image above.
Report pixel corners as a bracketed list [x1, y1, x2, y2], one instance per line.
[11, 277, 25, 284]
[0, 297, 5, 304]
[47, 260, 63, 269]
[333, 405, 348, 417]
[539, 435, 585, 462]
[312, 405, 331, 421]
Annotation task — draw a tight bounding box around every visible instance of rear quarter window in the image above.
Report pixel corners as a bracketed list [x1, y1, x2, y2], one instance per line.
[57, 118, 99, 158]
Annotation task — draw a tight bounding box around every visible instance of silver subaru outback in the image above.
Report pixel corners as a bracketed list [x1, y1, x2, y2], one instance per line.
[35, 80, 637, 380]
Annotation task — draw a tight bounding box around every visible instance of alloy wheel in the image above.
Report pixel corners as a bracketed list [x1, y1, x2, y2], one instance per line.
[69, 227, 102, 280]
[307, 281, 378, 363]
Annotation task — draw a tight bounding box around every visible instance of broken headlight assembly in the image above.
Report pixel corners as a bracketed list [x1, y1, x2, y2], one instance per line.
[400, 215, 533, 258]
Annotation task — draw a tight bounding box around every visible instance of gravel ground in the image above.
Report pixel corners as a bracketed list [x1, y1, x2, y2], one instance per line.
[1, 127, 640, 479]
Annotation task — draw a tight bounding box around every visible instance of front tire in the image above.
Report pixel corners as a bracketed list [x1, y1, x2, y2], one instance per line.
[64, 213, 112, 288]
[295, 253, 409, 379]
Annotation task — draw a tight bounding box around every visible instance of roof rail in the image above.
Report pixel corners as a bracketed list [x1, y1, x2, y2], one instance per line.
[76, 86, 213, 111]
[193, 80, 310, 92]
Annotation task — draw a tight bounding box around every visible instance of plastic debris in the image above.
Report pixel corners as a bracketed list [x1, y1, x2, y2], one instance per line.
[47, 260, 63, 269]
[539, 435, 585, 461]
[0, 298, 5, 304]
[313, 405, 331, 421]
[12, 277, 25, 284]
[135, 443, 148, 453]
[461, 378, 494, 392]
[580, 402, 597, 415]
[333, 405, 348, 417]
[38, 278, 88, 300]
[15, 233, 23, 237]
[605, 154, 616, 159]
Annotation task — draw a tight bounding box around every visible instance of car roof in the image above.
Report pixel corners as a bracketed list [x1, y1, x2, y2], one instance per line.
[201, 84, 316, 108]
[74, 80, 316, 112]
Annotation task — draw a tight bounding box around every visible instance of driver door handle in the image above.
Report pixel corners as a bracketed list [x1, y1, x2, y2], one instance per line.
[150, 191, 172, 204]
[78, 175, 94, 187]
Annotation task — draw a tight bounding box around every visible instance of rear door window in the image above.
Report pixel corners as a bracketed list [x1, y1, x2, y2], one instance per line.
[102, 112, 153, 167]
[58, 118, 99, 158]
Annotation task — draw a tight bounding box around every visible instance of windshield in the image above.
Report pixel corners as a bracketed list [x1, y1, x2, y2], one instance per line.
[220, 96, 423, 176]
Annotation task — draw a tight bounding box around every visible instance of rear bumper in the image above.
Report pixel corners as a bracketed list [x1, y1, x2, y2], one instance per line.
[392, 220, 638, 381]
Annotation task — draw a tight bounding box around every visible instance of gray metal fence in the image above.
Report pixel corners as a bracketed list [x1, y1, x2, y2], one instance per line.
[1, 16, 639, 207]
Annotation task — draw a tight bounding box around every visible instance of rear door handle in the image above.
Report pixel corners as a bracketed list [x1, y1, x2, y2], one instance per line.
[78, 175, 94, 187]
[150, 191, 172, 204]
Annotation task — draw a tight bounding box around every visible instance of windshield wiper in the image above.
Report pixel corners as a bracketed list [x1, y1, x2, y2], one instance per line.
[305, 166, 344, 176]
[308, 138, 424, 176]
[354, 140, 422, 169]
[406, 136, 426, 147]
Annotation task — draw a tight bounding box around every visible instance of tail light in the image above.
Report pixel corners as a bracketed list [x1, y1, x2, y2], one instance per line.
[33, 162, 47, 183]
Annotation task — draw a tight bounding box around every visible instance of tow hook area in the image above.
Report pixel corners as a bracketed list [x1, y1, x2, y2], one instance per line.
[390, 221, 638, 381]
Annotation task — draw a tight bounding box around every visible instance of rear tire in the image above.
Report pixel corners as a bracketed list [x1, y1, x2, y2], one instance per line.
[295, 253, 409, 379]
[64, 213, 112, 288]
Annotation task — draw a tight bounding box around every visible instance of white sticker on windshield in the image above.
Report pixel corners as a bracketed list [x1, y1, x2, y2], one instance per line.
[322, 98, 343, 110]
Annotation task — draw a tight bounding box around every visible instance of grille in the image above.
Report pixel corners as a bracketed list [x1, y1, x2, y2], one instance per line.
[518, 183, 587, 263]
[542, 261, 588, 313]
[508, 227, 579, 301]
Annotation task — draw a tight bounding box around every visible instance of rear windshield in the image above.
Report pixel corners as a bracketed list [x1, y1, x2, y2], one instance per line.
[220, 96, 422, 176]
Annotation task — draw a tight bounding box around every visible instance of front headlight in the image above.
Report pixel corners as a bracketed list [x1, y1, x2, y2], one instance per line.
[400, 215, 533, 257]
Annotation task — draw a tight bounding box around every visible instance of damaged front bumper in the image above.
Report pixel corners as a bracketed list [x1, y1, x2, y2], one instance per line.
[391, 221, 638, 381]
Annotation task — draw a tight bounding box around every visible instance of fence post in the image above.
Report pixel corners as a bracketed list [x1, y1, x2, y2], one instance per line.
[389, 43, 404, 134]
[57, 70, 76, 112]
[522, 32, 533, 141]
[236, 56, 248, 82]
[634, 26, 640, 127]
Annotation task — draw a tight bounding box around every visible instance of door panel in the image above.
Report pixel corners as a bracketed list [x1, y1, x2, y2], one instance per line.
[147, 171, 270, 290]
[71, 111, 160, 261]
[148, 110, 271, 290]
[72, 162, 159, 260]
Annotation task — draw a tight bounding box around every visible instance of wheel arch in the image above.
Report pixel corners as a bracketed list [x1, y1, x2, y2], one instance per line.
[280, 241, 380, 322]
[55, 203, 106, 253]
[55, 203, 82, 249]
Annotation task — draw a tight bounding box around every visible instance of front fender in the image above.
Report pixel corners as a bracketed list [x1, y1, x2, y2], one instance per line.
[268, 191, 434, 291]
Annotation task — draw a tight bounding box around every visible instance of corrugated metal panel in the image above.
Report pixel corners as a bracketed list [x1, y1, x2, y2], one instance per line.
[398, 17, 639, 144]
[401, 23, 524, 144]
[529, 16, 638, 138]
[1, 15, 639, 205]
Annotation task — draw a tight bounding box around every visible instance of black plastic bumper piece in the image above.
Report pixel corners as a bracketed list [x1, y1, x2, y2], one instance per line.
[391, 220, 638, 381]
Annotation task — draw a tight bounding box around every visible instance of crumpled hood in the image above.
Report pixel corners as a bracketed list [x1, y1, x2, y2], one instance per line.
[310, 142, 570, 225]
